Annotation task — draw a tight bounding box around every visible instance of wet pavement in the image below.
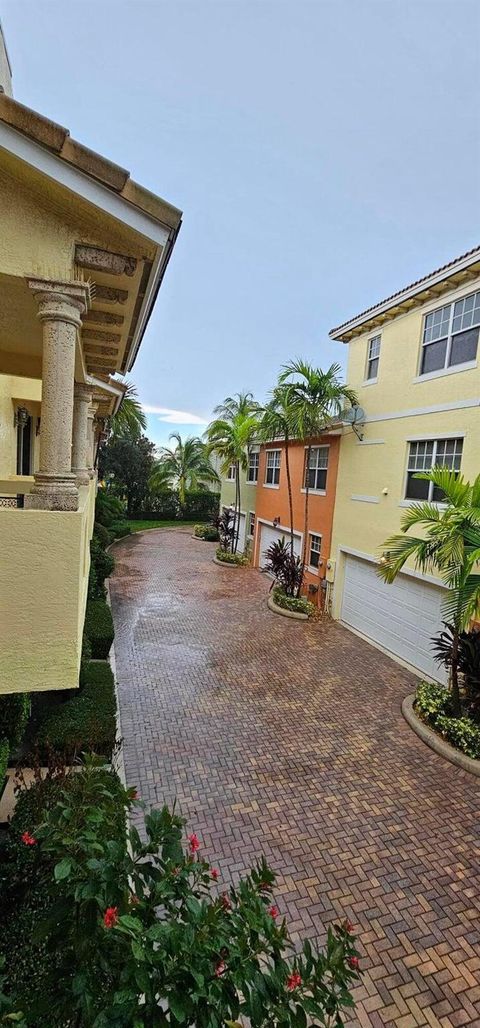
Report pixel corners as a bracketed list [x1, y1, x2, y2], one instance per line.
[110, 527, 480, 1027]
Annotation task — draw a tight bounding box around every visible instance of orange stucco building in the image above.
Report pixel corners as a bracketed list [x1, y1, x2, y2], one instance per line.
[252, 433, 341, 606]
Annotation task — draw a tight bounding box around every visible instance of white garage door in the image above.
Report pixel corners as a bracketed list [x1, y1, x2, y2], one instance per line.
[341, 554, 446, 682]
[259, 523, 302, 566]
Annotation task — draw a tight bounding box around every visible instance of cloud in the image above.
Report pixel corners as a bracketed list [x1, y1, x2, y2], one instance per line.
[143, 404, 208, 425]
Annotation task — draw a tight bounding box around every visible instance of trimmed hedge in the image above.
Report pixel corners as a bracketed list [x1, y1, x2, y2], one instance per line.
[415, 680, 480, 759]
[0, 693, 30, 749]
[93, 521, 112, 548]
[0, 738, 8, 789]
[194, 523, 219, 541]
[272, 586, 315, 617]
[34, 661, 116, 761]
[110, 520, 131, 539]
[131, 489, 220, 523]
[84, 598, 115, 659]
[91, 536, 115, 589]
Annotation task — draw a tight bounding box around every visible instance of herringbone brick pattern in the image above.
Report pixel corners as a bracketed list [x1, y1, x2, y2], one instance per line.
[110, 528, 480, 1027]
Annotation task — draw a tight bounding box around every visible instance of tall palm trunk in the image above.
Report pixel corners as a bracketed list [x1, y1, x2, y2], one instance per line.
[285, 433, 295, 560]
[301, 442, 311, 592]
[450, 623, 462, 717]
[232, 460, 240, 554]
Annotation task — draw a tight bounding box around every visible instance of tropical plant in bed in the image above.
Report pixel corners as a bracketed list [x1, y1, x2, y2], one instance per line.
[206, 393, 261, 554]
[379, 469, 480, 717]
[431, 623, 480, 722]
[264, 536, 304, 598]
[214, 506, 236, 552]
[9, 768, 359, 1027]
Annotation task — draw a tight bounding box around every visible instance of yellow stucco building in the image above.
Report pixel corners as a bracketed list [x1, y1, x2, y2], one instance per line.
[329, 247, 480, 681]
[0, 60, 182, 694]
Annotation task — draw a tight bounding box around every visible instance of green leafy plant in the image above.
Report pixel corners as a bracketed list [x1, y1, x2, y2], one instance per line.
[215, 547, 247, 566]
[5, 770, 359, 1027]
[95, 491, 126, 529]
[149, 433, 220, 505]
[431, 623, 480, 720]
[0, 739, 9, 789]
[264, 538, 304, 598]
[379, 470, 480, 716]
[414, 681, 480, 758]
[93, 522, 113, 548]
[206, 393, 261, 554]
[272, 586, 314, 617]
[84, 599, 115, 659]
[194, 524, 219, 541]
[109, 521, 132, 539]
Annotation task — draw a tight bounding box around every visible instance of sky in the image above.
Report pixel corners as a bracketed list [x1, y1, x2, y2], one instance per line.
[2, 0, 479, 447]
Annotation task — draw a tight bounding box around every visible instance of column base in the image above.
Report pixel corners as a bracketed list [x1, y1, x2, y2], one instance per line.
[73, 467, 91, 487]
[24, 473, 79, 511]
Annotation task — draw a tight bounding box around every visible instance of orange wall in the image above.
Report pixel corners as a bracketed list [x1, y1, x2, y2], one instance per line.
[253, 435, 340, 604]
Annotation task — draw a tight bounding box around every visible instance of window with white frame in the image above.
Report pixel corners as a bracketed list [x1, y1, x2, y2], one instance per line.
[226, 464, 236, 481]
[247, 448, 259, 483]
[366, 335, 381, 379]
[304, 446, 329, 491]
[265, 449, 281, 485]
[248, 511, 255, 537]
[405, 438, 463, 501]
[308, 533, 322, 570]
[420, 291, 480, 375]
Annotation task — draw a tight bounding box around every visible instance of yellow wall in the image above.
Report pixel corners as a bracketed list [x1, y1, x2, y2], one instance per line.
[0, 479, 95, 693]
[0, 374, 41, 478]
[330, 274, 480, 616]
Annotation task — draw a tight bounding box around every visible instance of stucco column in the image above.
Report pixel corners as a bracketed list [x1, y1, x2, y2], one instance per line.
[86, 403, 97, 478]
[72, 383, 93, 486]
[25, 279, 90, 511]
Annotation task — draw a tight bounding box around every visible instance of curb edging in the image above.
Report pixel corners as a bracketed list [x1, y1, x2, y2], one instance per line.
[212, 556, 245, 568]
[402, 694, 480, 777]
[267, 594, 308, 621]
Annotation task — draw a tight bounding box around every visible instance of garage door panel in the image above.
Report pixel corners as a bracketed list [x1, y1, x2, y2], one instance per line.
[259, 524, 302, 565]
[341, 554, 446, 682]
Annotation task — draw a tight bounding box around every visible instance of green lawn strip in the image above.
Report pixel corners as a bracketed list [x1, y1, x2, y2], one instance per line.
[124, 519, 200, 532]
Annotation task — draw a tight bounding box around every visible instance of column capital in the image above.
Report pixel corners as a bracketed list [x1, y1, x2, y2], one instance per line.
[27, 278, 91, 328]
[74, 382, 93, 404]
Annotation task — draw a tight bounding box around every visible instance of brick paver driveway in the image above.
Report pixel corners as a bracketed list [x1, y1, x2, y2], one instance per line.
[110, 528, 480, 1027]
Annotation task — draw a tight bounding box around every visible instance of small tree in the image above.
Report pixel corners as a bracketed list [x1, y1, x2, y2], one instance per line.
[378, 469, 480, 716]
[149, 433, 220, 506]
[100, 434, 156, 515]
[206, 399, 260, 554]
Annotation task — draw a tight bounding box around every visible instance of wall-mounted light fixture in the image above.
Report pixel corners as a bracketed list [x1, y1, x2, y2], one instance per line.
[273, 516, 280, 528]
[14, 406, 29, 429]
[379, 551, 390, 566]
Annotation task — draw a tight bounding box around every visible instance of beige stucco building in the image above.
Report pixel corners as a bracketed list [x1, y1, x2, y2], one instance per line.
[0, 62, 182, 693]
[329, 247, 480, 681]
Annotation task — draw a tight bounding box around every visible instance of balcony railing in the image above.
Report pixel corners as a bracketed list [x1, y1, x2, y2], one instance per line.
[0, 494, 25, 508]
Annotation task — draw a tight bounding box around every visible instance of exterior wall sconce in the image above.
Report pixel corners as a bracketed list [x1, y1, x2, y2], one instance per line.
[379, 551, 390, 566]
[14, 406, 29, 428]
[273, 516, 280, 527]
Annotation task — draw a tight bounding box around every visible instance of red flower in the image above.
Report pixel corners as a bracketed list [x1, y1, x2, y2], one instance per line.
[221, 892, 232, 911]
[211, 868, 220, 880]
[344, 918, 355, 934]
[348, 956, 359, 970]
[286, 972, 302, 992]
[215, 959, 226, 977]
[21, 831, 37, 847]
[188, 833, 200, 854]
[269, 905, 279, 919]
[103, 906, 119, 929]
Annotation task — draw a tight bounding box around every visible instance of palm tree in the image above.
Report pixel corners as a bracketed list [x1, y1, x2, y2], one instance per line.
[378, 469, 480, 716]
[110, 381, 147, 440]
[149, 433, 220, 505]
[260, 383, 297, 557]
[213, 392, 261, 420]
[205, 410, 260, 553]
[279, 360, 357, 576]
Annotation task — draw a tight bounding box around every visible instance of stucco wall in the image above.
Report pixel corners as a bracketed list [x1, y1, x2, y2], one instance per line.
[0, 479, 95, 693]
[0, 374, 41, 478]
[330, 275, 480, 617]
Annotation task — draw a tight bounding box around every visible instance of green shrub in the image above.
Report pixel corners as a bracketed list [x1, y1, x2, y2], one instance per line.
[215, 547, 247, 566]
[93, 521, 112, 548]
[0, 738, 9, 788]
[272, 586, 314, 616]
[0, 693, 30, 749]
[110, 520, 131, 539]
[415, 680, 480, 759]
[90, 536, 115, 588]
[95, 490, 125, 528]
[194, 523, 219, 541]
[1, 766, 127, 1026]
[79, 633, 92, 688]
[34, 661, 116, 761]
[84, 598, 115, 659]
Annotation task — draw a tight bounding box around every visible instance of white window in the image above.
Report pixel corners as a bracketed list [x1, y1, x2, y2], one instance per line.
[308, 533, 322, 570]
[248, 511, 255, 537]
[265, 449, 281, 486]
[226, 464, 236, 481]
[420, 291, 480, 375]
[304, 446, 329, 491]
[366, 335, 381, 380]
[405, 438, 463, 501]
[247, 448, 259, 483]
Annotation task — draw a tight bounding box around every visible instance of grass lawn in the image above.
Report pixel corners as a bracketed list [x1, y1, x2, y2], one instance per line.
[124, 519, 200, 533]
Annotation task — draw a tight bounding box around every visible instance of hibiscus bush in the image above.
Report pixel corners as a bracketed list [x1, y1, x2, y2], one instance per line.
[3, 763, 359, 1026]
